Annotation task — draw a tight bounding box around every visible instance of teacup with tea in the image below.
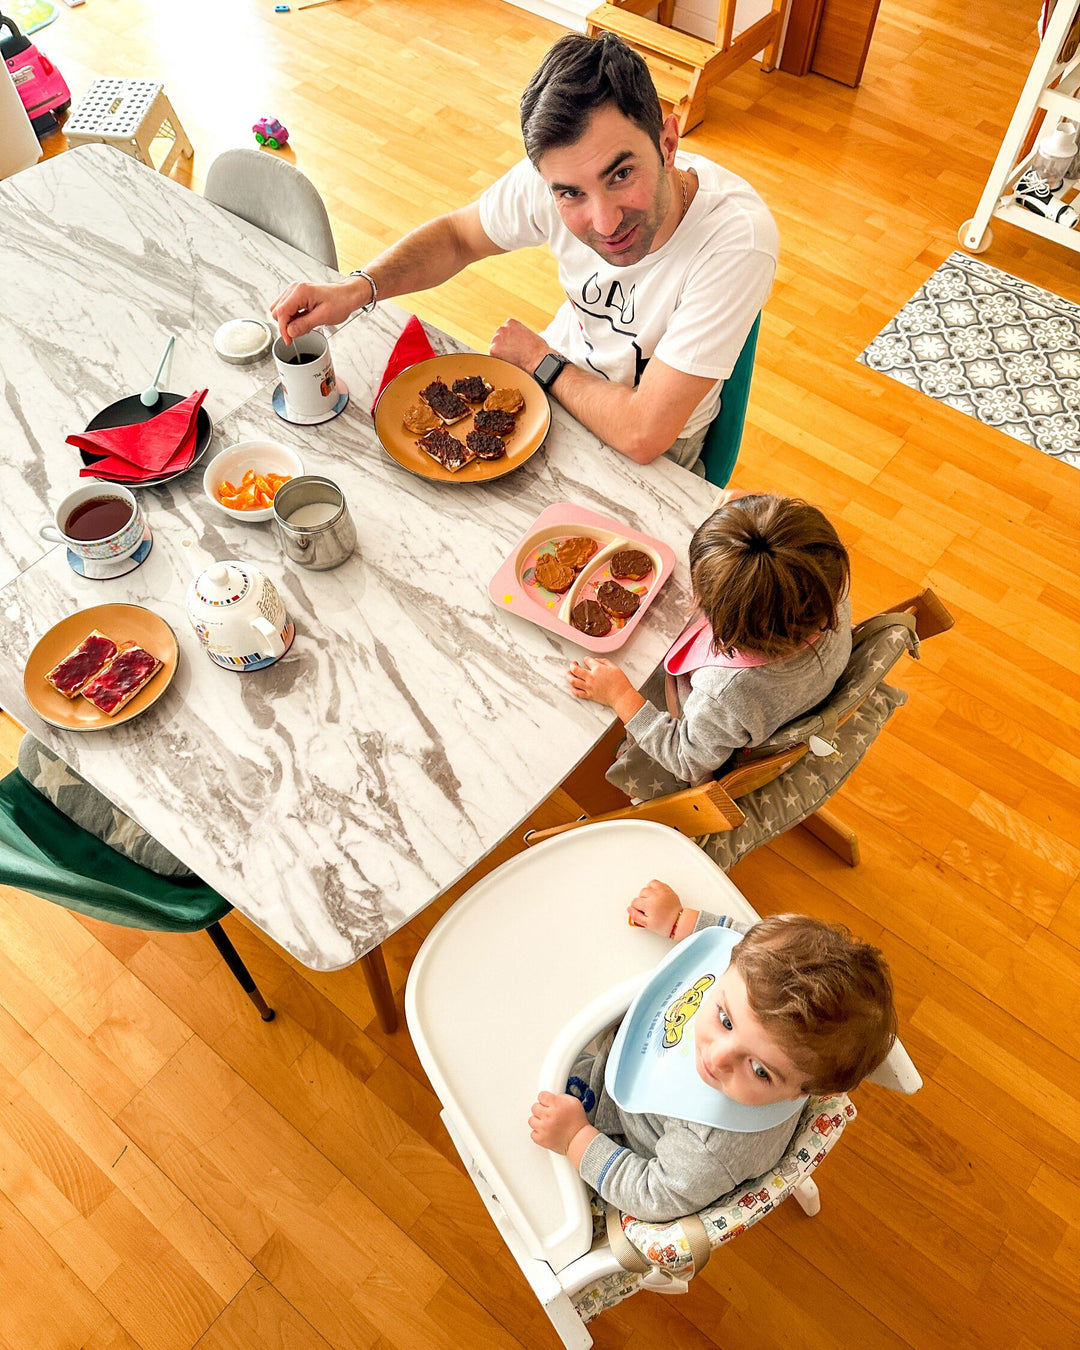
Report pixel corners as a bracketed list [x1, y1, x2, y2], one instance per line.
[39, 483, 147, 563]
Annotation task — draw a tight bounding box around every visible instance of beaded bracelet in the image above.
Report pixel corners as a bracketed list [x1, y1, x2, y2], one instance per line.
[668, 908, 683, 940]
[347, 267, 378, 314]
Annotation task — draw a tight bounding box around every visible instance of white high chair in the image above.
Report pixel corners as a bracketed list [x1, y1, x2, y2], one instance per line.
[405, 821, 921, 1349]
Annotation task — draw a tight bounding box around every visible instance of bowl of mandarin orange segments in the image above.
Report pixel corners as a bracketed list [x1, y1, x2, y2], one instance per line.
[203, 440, 304, 523]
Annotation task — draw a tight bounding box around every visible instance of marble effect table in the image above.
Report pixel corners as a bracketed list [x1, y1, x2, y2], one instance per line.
[0, 145, 338, 587]
[0, 148, 717, 988]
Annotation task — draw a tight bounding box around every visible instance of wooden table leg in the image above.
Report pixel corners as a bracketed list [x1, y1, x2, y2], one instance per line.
[361, 945, 398, 1033]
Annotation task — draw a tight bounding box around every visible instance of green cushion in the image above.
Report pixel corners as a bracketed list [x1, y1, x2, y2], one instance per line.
[0, 768, 230, 933]
[18, 734, 192, 877]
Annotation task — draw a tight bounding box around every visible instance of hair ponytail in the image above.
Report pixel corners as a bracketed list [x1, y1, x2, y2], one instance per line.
[688, 495, 849, 658]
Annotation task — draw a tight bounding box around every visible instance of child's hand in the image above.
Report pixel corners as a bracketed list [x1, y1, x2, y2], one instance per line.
[628, 879, 683, 934]
[567, 659, 644, 723]
[528, 1091, 588, 1155]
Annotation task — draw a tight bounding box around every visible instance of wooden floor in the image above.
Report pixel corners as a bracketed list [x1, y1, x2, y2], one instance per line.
[4, 0, 1080, 1345]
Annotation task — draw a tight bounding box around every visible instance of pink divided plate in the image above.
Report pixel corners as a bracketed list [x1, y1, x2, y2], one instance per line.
[488, 502, 676, 653]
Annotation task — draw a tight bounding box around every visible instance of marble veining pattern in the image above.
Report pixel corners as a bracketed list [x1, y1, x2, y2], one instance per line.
[0, 154, 718, 970]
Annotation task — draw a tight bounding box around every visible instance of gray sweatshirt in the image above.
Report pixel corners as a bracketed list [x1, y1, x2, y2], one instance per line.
[574, 915, 803, 1223]
[607, 596, 852, 797]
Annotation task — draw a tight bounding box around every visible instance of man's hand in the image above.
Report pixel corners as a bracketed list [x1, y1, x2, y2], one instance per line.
[489, 318, 551, 375]
[529, 1091, 589, 1154]
[567, 658, 645, 723]
[269, 279, 369, 341]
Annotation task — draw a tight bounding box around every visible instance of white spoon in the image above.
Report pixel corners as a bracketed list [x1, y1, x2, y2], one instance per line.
[140, 336, 175, 407]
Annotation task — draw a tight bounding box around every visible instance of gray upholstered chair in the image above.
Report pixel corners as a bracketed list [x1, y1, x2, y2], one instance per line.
[526, 589, 954, 867]
[203, 148, 338, 268]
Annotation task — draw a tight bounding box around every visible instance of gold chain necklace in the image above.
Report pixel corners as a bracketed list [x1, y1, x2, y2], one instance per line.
[680, 168, 688, 219]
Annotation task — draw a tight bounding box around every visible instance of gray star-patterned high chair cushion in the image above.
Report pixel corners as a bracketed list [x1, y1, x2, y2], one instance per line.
[701, 681, 906, 870]
[18, 735, 193, 878]
[611, 621, 917, 864]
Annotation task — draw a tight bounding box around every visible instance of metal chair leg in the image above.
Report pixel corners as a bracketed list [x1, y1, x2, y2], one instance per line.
[205, 921, 275, 1021]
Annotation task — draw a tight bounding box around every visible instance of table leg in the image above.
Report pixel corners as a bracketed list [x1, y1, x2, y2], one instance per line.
[361, 945, 397, 1033]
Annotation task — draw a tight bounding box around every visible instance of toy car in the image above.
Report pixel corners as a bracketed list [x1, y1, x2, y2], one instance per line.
[253, 116, 289, 149]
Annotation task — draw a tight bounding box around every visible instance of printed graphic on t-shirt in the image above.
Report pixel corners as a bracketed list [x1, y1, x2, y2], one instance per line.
[575, 273, 649, 385]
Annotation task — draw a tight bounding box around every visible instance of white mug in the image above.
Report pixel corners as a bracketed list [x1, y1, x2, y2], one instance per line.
[38, 483, 146, 562]
[272, 331, 339, 419]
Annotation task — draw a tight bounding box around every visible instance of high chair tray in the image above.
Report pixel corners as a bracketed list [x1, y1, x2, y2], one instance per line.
[404, 820, 758, 1274]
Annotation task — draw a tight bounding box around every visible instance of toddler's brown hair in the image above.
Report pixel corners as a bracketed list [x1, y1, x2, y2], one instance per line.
[688, 495, 849, 659]
[731, 914, 896, 1094]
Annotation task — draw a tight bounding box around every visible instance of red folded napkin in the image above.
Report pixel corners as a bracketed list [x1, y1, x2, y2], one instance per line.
[69, 389, 208, 480]
[371, 316, 435, 415]
[78, 422, 200, 482]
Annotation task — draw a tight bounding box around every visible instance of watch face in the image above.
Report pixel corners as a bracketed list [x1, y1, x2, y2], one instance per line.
[535, 354, 564, 388]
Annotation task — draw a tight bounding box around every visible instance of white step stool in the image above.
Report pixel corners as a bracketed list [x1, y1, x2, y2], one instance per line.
[65, 78, 193, 174]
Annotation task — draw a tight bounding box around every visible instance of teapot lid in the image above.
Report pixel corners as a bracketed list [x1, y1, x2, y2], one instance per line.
[193, 560, 251, 608]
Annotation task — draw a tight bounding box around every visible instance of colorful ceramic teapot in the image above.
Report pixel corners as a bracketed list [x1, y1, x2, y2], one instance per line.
[186, 558, 294, 671]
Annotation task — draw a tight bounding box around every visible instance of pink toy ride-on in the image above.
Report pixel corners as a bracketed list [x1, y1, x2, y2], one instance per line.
[253, 116, 289, 150]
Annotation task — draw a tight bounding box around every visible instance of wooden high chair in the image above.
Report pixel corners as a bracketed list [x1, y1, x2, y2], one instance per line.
[586, 0, 792, 135]
[526, 589, 954, 869]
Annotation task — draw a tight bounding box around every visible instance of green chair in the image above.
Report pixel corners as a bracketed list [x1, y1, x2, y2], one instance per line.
[0, 767, 274, 1020]
[698, 313, 761, 487]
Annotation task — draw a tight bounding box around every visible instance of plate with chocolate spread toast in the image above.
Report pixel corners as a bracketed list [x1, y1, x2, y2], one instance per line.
[374, 353, 550, 484]
[488, 502, 676, 653]
[24, 603, 178, 731]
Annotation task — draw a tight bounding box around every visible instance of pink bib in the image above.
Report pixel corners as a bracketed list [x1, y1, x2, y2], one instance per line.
[664, 614, 773, 676]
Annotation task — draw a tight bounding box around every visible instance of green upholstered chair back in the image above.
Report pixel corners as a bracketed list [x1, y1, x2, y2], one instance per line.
[0, 769, 230, 933]
[698, 313, 761, 487]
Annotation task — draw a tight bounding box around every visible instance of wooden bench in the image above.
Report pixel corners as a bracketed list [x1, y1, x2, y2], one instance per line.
[587, 0, 791, 135]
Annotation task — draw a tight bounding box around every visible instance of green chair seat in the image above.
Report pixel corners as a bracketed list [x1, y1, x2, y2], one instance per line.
[0, 768, 230, 933]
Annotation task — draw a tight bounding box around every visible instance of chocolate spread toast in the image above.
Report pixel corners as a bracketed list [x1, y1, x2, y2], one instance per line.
[596, 580, 641, 620]
[418, 427, 475, 472]
[452, 375, 493, 403]
[609, 549, 653, 581]
[555, 536, 599, 571]
[465, 429, 507, 461]
[533, 554, 575, 593]
[570, 600, 612, 636]
[419, 379, 471, 425]
[473, 408, 516, 438]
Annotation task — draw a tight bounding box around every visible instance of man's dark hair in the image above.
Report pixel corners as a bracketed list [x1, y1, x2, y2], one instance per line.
[520, 32, 664, 165]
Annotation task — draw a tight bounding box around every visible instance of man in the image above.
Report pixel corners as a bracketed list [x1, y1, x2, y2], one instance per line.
[271, 32, 777, 472]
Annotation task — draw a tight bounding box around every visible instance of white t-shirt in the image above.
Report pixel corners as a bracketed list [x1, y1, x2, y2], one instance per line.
[478, 151, 778, 438]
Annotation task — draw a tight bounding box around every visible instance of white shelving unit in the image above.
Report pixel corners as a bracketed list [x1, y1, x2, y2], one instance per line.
[961, 0, 1080, 254]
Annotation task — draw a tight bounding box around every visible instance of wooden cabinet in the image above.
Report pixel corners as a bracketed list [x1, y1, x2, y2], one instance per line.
[780, 0, 881, 86]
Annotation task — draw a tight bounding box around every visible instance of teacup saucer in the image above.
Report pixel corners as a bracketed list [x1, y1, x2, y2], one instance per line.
[67, 525, 153, 580]
[272, 381, 349, 426]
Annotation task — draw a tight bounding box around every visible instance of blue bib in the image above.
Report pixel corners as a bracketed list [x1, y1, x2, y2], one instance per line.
[605, 927, 807, 1132]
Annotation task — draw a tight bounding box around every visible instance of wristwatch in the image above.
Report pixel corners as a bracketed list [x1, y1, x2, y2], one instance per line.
[534, 351, 568, 391]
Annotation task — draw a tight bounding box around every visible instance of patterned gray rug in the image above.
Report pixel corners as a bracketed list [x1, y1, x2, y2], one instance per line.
[859, 251, 1080, 468]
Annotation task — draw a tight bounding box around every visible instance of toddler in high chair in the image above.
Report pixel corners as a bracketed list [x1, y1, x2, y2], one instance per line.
[568, 491, 852, 799]
[528, 881, 896, 1223]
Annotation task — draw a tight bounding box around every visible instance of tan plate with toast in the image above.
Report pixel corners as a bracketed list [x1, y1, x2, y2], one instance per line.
[23, 603, 179, 732]
[373, 354, 551, 483]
